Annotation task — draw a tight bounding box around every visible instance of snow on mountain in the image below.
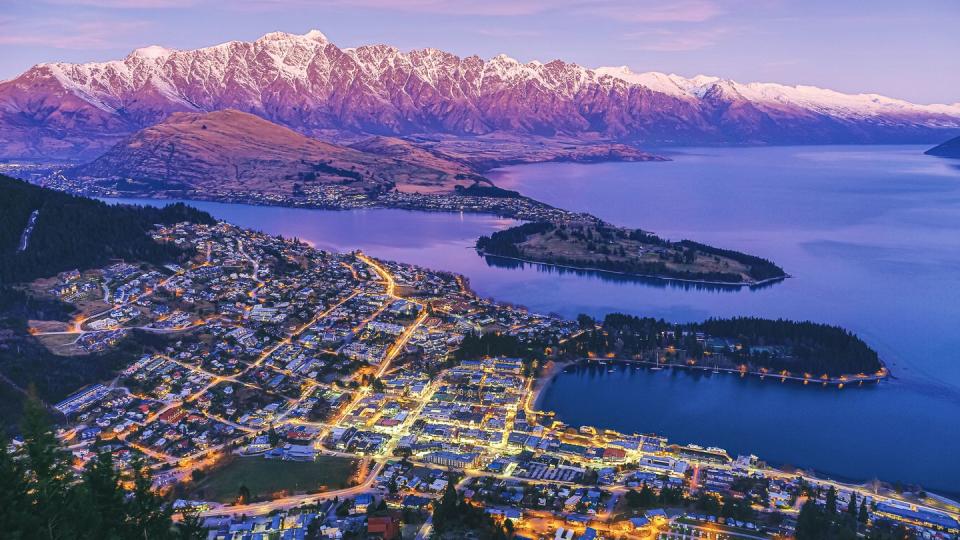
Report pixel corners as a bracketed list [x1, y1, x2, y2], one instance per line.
[1, 29, 958, 160]
[595, 65, 960, 120]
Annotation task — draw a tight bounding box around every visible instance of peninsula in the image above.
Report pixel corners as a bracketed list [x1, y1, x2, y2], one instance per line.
[35, 111, 787, 288]
[476, 221, 787, 286]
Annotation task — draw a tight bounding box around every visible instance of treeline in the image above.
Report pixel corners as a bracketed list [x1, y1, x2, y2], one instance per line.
[455, 332, 547, 362]
[566, 314, 882, 377]
[678, 240, 784, 281]
[433, 478, 514, 540]
[795, 485, 877, 540]
[523, 253, 746, 283]
[454, 183, 522, 198]
[475, 221, 555, 258]
[306, 161, 363, 182]
[0, 397, 203, 539]
[0, 174, 215, 283]
[454, 333, 546, 375]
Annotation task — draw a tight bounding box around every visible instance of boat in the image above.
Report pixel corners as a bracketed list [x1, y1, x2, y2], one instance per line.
[650, 354, 664, 371]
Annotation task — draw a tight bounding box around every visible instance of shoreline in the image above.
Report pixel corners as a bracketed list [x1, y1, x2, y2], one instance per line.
[576, 356, 888, 387]
[529, 356, 889, 417]
[93, 189, 789, 289]
[478, 250, 789, 288]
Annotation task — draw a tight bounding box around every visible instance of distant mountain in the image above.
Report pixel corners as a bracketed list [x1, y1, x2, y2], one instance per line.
[1, 30, 959, 160]
[69, 109, 480, 195]
[925, 135, 960, 158]
[0, 174, 213, 283]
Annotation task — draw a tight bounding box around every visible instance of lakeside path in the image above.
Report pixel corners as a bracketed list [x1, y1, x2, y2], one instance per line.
[571, 357, 890, 387]
[527, 352, 888, 419]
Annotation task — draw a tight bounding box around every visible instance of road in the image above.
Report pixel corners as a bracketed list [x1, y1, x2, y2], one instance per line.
[17, 209, 39, 252]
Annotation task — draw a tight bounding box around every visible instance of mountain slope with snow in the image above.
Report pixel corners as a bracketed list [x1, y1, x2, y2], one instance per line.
[1, 30, 958, 160]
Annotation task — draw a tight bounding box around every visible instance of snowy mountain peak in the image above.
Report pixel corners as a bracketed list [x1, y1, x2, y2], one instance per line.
[129, 45, 174, 61]
[303, 29, 329, 42]
[257, 30, 328, 45]
[2, 29, 959, 160]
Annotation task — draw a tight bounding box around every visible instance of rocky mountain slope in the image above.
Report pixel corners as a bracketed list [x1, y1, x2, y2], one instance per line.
[2, 30, 959, 160]
[69, 109, 485, 196]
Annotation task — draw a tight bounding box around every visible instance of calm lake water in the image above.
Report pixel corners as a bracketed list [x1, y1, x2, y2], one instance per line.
[109, 145, 960, 495]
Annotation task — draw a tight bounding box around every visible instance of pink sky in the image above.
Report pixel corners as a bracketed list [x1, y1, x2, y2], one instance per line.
[1, 0, 957, 104]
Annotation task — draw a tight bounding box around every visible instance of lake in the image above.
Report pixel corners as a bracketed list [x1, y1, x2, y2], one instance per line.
[109, 145, 960, 495]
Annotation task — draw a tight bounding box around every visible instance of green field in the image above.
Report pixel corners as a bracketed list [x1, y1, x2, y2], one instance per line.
[192, 456, 357, 503]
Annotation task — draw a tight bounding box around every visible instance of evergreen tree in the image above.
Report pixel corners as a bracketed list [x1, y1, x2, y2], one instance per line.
[21, 395, 81, 540]
[237, 484, 252, 505]
[267, 425, 280, 447]
[176, 510, 207, 540]
[0, 431, 32, 539]
[126, 456, 174, 539]
[796, 499, 825, 540]
[825, 486, 838, 515]
[305, 516, 323, 540]
[859, 499, 870, 524]
[83, 449, 126, 539]
[847, 492, 859, 519]
[1, 396, 181, 540]
[433, 477, 459, 533]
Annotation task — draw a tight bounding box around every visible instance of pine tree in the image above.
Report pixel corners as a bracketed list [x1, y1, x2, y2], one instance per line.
[825, 486, 838, 515]
[176, 509, 207, 540]
[126, 456, 174, 539]
[796, 499, 824, 540]
[638, 482, 656, 507]
[0, 431, 33, 539]
[83, 449, 126, 539]
[433, 477, 459, 532]
[267, 425, 280, 447]
[859, 499, 869, 524]
[21, 394, 81, 540]
[305, 516, 323, 540]
[847, 492, 859, 518]
[237, 484, 252, 505]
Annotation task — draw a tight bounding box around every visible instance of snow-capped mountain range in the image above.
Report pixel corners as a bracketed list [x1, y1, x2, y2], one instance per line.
[2, 29, 958, 160]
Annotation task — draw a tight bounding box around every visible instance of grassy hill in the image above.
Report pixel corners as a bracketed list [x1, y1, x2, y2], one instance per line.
[69, 109, 481, 197]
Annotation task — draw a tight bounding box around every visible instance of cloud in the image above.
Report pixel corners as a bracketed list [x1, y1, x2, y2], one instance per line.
[577, 0, 724, 23]
[473, 28, 543, 38]
[0, 16, 149, 49]
[43, 0, 198, 7]
[622, 26, 735, 51]
[226, 0, 724, 21]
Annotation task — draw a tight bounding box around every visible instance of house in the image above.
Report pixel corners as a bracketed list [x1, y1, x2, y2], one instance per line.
[645, 508, 668, 524]
[367, 515, 401, 540]
[352, 494, 373, 514]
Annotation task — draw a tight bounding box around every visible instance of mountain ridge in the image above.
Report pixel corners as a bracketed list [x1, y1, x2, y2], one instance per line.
[2, 29, 959, 160]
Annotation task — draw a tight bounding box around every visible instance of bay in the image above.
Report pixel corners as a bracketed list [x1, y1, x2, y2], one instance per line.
[108, 144, 960, 495]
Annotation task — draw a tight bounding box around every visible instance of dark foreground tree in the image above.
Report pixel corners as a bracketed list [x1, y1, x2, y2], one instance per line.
[0, 394, 193, 539]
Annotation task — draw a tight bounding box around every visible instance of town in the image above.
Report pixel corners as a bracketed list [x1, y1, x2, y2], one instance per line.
[21, 221, 959, 540]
